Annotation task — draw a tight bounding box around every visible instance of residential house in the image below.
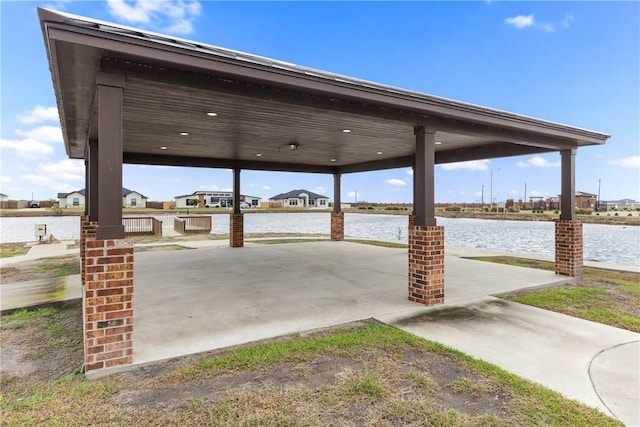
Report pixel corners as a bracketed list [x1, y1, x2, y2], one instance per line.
[240, 194, 261, 207]
[269, 189, 329, 208]
[58, 188, 147, 208]
[174, 191, 260, 208]
[57, 189, 86, 208]
[0, 193, 8, 202]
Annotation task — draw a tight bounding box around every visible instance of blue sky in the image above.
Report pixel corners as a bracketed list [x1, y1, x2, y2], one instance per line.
[1, 1, 638, 204]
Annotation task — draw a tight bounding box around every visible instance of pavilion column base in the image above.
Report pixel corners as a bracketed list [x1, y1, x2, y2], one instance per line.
[83, 238, 134, 373]
[230, 212, 244, 248]
[555, 219, 583, 279]
[331, 212, 344, 241]
[408, 225, 445, 306]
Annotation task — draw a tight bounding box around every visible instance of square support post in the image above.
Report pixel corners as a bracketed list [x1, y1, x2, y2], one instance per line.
[87, 140, 99, 222]
[556, 148, 583, 278]
[331, 172, 344, 241]
[81, 72, 134, 373]
[96, 73, 125, 240]
[230, 168, 244, 247]
[409, 126, 444, 306]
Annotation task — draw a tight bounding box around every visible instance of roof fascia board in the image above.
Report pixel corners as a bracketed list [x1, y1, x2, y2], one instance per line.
[42, 18, 609, 146]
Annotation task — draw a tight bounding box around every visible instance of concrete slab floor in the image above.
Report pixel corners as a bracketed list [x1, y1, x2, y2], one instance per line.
[132, 241, 561, 364]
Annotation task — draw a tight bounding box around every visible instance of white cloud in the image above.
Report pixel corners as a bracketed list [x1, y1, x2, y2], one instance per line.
[313, 186, 327, 195]
[0, 137, 55, 159]
[22, 159, 84, 184]
[517, 156, 560, 168]
[15, 126, 63, 144]
[440, 160, 489, 171]
[386, 178, 407, 186]
[608, 156, 640, 168]
[198, 184, 220, 190]
[347, 191, 359, 199]
[17, 106, 59, 124]
[263, 185, 272, 190]
[21, 159, 85, 195]
[561, 14, 574, 29]
[405, 169, 413, 176]
[0, 176, 12, 183]
[106, 0, 202, 35]
[505, 13, 574, 32]
[505, 14, 534, 29]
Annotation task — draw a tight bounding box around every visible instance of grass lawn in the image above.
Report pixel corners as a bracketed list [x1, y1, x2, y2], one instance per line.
[0, 242, 30, 258]
[473, 256, 640, 332]
[0, 309, 620, 426]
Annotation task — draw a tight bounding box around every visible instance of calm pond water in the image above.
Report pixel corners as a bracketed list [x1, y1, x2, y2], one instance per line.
[1, 213, 638, 267]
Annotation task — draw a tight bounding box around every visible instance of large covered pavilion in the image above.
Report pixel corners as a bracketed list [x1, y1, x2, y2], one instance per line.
[39, 8, 609, 373]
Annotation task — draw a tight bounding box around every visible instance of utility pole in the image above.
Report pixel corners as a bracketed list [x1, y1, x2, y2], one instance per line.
[481, 185, 484, 207]
[524, 182, 527, 208]
[354, 190, 357, 204]
[597, 178, 601, 212]
[490, 168, 500, 211]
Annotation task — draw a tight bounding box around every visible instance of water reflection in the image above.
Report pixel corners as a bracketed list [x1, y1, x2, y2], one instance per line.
[1, 213, 637, 266]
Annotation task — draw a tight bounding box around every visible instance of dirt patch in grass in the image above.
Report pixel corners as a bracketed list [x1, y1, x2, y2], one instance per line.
[0, 255, 80, 284]
[0, 306, 619, 426]
[1, 302, 83, 381]
[475, 256, 640, 332]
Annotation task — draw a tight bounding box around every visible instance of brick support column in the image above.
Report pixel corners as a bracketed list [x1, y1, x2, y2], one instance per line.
[555, 219, 583, 279]
[408, 225, 445, 306]
[230, 212, 244, 248]
[331, 211, 344, 241]
[83, 239, 134, 372]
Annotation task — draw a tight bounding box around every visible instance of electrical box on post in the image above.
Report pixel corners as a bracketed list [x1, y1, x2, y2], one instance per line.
[35, 224, 47, 241]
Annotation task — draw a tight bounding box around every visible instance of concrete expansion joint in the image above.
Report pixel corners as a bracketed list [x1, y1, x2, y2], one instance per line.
[587, 340, 639, 422]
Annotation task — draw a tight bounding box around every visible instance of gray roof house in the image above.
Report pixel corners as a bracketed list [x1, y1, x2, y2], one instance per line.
[270, 189, 329, 208]
[58, 188, 147, 208]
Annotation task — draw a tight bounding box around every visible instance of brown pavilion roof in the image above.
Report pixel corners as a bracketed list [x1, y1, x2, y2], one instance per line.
[38, 8, 609, 175]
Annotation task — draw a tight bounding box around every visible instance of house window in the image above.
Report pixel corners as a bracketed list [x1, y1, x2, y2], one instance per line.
[289, 199, 297, 206]
[131, 198, 137, 206]
[309, 199, 316, 206]
[72, 198, 79, 206]
[319, 199, 327, 206]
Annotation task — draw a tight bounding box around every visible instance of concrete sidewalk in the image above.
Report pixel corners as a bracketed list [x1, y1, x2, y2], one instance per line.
[1, 239, 638, 425]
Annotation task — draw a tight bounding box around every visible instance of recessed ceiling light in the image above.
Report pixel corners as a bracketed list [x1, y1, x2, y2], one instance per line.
[256, 153, 262, 157]
[376, 151, 383, 155]
[160, 146, 168, 150]
[342, 129, 351, 133]
[435, 141, 443, 145]
[206, 112, 218, 117]
[330, 158, 337, 162]
[180, 132, 189, 136]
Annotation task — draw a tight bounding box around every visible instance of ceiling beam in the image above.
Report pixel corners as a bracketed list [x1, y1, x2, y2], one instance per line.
[435, 142, 555, 164]
[123, 152, 334, 174]
[337, 156, 414, 174]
